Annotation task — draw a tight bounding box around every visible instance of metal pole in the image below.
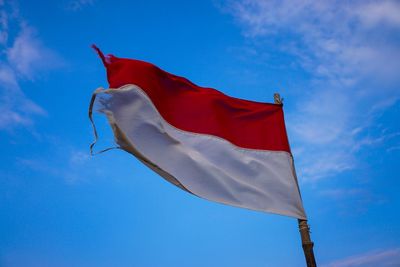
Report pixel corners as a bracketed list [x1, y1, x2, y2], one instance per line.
[274, 93, 317, 267]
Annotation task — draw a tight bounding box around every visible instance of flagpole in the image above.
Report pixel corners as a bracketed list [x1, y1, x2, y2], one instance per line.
[298, 219, 317, 266]
[274, 93, 317, 267]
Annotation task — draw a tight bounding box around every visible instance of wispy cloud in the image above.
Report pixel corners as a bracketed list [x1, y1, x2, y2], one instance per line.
[0, 1, 62, 130]
[223, 0, 400, 84]
[17, 148, 101, 185]
[221, 0, 400, 181]
[6, 24, 62, 79]
[355, 1, 400, 28]
[322, 247, 400, 267]
[319, 188, 369, 200]
[0, 64, 46, 129]
[66, 0, 95, 11]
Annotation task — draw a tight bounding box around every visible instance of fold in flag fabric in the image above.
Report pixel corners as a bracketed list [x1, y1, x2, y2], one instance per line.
[90, 46, 306, 219]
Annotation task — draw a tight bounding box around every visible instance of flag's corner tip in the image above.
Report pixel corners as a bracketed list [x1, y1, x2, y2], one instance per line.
[91, 44, 110, 66]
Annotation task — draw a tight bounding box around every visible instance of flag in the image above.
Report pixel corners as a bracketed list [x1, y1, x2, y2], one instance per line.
[90, 46, 306, 219]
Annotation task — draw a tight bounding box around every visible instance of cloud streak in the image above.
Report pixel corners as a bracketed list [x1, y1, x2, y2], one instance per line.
[66, 0, 95, 11]
[224, 0, 400, 84]
[6, 24, 62, 79]
[222, 0, 400, 182]
[17, 147, 104, 185]
[0, 1, 62, 130]
[322, 247, 400, 267]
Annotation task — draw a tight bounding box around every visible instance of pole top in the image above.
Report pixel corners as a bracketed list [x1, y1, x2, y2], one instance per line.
[274, 93, 283, 104]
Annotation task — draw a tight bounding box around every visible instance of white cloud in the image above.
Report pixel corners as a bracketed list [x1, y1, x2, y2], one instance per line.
[0, 8, 8, 44]
[297, 150, 355, 182]
[224, 0, 400, 85]
[356, 1, 400, 28]
[0, 64, 18, 87]
[17, 148, 103, 185]
[66, 0, 95, 11]
[222, 0, 400, 181]
[6, 24, 62, 79]
[322, 248, 400, 267]
[0, 64, 46, 129]
[319, 188, 368, 200]
[290, 89, 351, 145]
[69, 150, 90, 165]
[0, 1, 62, 130]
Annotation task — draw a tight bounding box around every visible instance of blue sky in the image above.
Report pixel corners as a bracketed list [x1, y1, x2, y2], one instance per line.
[1, 0, 400, 266]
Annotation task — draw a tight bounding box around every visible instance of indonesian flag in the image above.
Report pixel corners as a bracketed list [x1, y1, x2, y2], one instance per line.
[90, 46, 306, 220]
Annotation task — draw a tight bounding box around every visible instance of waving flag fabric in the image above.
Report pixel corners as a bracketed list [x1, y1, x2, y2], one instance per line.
[90, 47, 306, 219]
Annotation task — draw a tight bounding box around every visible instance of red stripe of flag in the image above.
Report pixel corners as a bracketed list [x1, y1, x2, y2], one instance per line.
[100, 54, 290, 152]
